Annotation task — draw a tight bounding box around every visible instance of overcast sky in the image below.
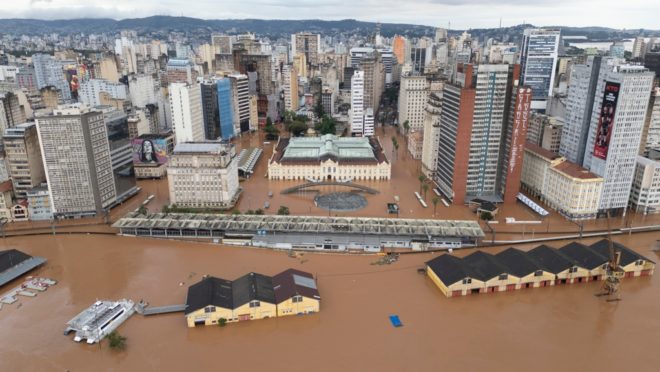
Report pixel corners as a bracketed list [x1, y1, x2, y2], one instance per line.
[3, 0, 658, 30]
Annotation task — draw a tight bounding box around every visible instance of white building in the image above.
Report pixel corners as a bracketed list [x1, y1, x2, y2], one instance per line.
[582, 65, 655, 215]
[641, 87, 660, 155]
[78, 79, 128, 107]
[282, 65, 299, 112]
[421, 91, 442, 178]
[128, 74, 159, 108]
[398, 74, 429, 131]
[167, 142, 240, 209]
[169, 83, 204, 145]
[363, 108, 375, 136]
[629, 156, 660, 214]
[32, 54, 71, 101]
[35, 104, 117, 218]
[350, 70, 365, 136]
[229, 74, 251, 133]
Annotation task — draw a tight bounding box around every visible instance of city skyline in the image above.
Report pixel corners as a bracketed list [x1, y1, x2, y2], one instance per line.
[2, 0, 659, 31]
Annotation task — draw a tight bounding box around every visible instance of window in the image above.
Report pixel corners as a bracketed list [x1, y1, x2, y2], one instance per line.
[204, 306, 216, 313]
[462, 278, 472, 285]
[249, 300, 260, 308]
[635, 259, 644, 266]
[534, 270, 543, 277]
[498, 274, 508, 280]
[569, 267, 578, 273]
[292, 295, 303, 303]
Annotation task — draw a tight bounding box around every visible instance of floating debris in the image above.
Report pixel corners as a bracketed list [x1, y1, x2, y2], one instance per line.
[0, 277, 57, 308]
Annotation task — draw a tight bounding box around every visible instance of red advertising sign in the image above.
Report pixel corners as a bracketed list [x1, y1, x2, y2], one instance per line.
[593, 82, 620, 160]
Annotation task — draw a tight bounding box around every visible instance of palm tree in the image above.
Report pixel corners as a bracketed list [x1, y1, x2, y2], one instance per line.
[418, 174, 426, 194]
[432, 196, 440, 216]
[422, 183, 429, 200]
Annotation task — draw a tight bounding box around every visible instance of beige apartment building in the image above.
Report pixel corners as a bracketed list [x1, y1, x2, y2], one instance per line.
[167, 142, 240, 209]
[522, 143, 603, 220]
[3, 123, 46, 199]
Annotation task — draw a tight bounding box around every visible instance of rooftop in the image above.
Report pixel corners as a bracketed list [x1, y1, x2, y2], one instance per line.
[173, 142, 232, 155]
[552, 161, 602, 180]
[113, 213, 485, 239]
[273, 135, 388, 165]
[524, 142, 563, 161]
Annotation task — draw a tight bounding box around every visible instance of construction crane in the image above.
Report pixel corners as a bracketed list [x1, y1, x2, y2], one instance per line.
[595, 210, 625, 301]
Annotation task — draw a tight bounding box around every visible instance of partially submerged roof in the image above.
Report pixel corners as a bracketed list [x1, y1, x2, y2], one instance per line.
[462, 251, 512, 281]
[273, 268, 320, 303]
[527, 245, 575, 274]
[588, 239, 655, 266]
[559, 242, 608, 270]
[495, 247, 544, 277]
[426, 254, 474, 286]
[232, 272, 276, 307]
[0, 249, 47, 287]
[185, 276, 234, 315]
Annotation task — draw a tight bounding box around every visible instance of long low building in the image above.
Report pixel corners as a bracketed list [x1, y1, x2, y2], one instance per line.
[426, 239, 655, 297]
[113, 213, 485, 251]
[185, 269, 320, 327]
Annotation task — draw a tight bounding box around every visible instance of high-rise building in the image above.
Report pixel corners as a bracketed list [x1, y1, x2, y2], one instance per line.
[200, 81, 220, 140]
[166, 58, 197, 85]
[32, 54, 71, 101]
[360, 53, 385, 113]
[410, 47, 431, 75]
[212, 35, 233, 55]
[218, 78, 236, 139]
[435, 64, 529, 203]
[582, 65, 655, 215]
[167, 142, 240, 209]
[527, 113, 564, 153]
[35, 104, 117, 217]
[78, 79, 128, 107]
[640, 87, 660, 156]
[398, 74, 429, 131]
[629, 155, 660, 214]
[421, 89, 443, 178]
[632, 36, 646, 60]
[519, 28, 561, 111]
[559, 56, 603, 165]
[0, 91, 26, 137]
[169, 83, 205, 145]
[97, 105, 138, 202]
[321, 87, 334, 115]
[282, 64, 299, 112]
[291, 33, 321, 68]
[3, 123, 46, 199]
[128, 74, 159, 108]
[350, 71, 365, 136]
[392, 36, 407, 65]
[228, 74, 251, 133]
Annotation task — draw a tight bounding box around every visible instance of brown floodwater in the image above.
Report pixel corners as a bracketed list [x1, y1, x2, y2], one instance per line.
[0, 232, 659, 372]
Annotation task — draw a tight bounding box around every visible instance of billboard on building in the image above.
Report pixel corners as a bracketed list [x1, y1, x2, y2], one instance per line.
[132, 138, 169, 165]
[593, 81, 620, 160]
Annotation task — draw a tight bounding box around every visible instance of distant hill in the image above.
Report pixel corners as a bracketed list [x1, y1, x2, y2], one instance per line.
[0, 16, 657, 41]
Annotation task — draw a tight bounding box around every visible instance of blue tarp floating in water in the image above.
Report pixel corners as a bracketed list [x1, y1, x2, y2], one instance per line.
[389, 315, 402, 327]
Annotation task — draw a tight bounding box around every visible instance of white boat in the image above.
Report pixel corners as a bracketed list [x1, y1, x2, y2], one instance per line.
[65, 299, 135, 344]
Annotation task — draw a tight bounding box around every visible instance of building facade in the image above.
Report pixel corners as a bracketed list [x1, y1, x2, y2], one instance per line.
[268, 135, 391, 181]
[519, 28, 561, 111]
[35, 104, 117, 218]
[26, 184, 52, 221]
[629, 155, 660, 214]
[169, 83, 204, 145]
[3, 123, 46, 199]
[167, 142, 240, 209]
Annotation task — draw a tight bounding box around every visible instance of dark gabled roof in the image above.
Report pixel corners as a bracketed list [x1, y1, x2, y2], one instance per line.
[495, 247, 544, 277]
[527, 245, 575, 274]
[272, 269, 320, 303]
[185, 276, 234, 315]
[462, 251, 511, 281]
[426, 254, 474, 286]
[588, 239, 655, 266]
[0, 249, 32, 273]
[559, 242, 608, 270]
[232, 272, 276, 307]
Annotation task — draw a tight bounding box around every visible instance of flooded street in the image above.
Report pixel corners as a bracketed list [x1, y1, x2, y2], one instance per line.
[1, 232, 659, 371]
